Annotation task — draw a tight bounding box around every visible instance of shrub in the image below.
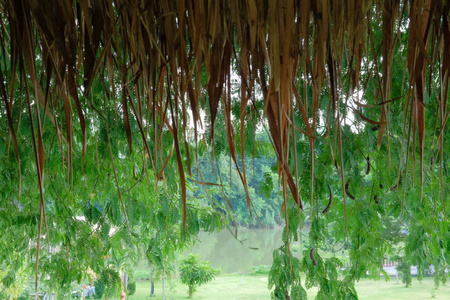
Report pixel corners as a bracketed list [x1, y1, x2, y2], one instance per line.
[179, 254, 217, 298]
[135, 270, 153, 281]
[126, 281, 136, 296]
[93, 279, 105, 299]
[249, 265, 271, 275]
[16, 291, 29, 300]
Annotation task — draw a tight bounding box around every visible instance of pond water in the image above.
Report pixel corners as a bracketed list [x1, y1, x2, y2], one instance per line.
[185, 227, 286, 274]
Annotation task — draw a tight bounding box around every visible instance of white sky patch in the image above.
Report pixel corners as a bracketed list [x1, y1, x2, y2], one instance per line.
[346, 89, 366, 134]
[185, 70, 368, 139]
[230, 70, 267, 133]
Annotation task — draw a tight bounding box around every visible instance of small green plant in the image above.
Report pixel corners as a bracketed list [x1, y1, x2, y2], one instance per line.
[179, 254, 217, 298]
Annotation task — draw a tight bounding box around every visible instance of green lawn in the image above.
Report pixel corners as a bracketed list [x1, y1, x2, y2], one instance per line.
[129, 275, 450, 300]
[354, 277, 450, 300]
[129, 274, 270, 300]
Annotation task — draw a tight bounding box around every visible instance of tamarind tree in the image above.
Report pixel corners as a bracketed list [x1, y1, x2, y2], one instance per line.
[0, 1, 449, 299]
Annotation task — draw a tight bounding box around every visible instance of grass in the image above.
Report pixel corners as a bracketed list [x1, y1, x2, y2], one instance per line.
[354, 277, 450, 300]
[129, 274, 270, 300]
[128, 275, 450, 300]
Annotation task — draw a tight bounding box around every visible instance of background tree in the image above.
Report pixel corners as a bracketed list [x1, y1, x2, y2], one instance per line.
[192, 151, 281, 227]
[179, 254, 217, 298]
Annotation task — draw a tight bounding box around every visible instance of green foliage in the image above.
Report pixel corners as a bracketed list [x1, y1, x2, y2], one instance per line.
[433, 266, 447, 289]
[16, 290, 29, 300]
[396, 260, 412, 287]
[249, 265, 271, 275]
[93, 279, 105, 299]
[127, 281, 136, 296]
[417, 265, 423, 283]
[0, 261, 29, 299]
[268, 246, 307, 300]
[0, 2, 449, 299]
[94, 268, 121, 299]
[135, 270, 153, 281]
[179, 254, 217, 298]
[192, 153, 281, 226]
[259, 172, 274, 199]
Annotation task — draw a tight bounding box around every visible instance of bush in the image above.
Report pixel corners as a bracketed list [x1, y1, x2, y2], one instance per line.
[135, 270, 153, 281]
[179, 254, 217, 298]
[16, 290, 29, 300]
[93, 279, 105, 299]
[249, 265, 271, 275]
[127, 281, 136, 296]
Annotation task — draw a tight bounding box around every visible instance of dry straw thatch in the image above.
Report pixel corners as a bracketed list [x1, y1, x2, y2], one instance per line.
[0, 0, 449, 291]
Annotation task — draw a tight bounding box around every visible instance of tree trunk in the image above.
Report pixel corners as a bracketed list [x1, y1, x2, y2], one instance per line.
[189, 285, 193, 298]
[162, 274, 165, 300]
[120, 272, 126, 300]
[150, 280, 154, 296]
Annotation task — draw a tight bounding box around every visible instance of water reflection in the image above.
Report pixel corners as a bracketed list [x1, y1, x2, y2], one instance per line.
[185, 228, 284, 274]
